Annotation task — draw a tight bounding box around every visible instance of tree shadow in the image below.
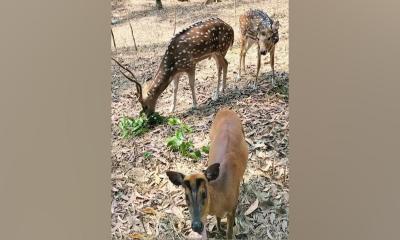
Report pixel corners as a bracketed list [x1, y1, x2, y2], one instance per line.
[174, 70, 289, 119]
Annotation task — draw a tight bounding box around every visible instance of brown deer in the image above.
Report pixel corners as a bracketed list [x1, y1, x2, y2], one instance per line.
[112, 17, 234, 116]
[166, 109, 248, 239]
[239, 9, 280, 86]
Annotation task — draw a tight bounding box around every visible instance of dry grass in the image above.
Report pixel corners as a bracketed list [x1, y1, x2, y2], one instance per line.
[111, 0, 289, 239]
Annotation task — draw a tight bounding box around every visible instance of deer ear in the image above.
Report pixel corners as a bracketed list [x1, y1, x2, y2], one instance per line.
[203, 163, 220, 182]
[166, 171, 185, 186]
[272, 20, 280, 30]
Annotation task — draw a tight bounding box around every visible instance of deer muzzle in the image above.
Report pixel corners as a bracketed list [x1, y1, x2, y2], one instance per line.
[191, 220, 204, 234]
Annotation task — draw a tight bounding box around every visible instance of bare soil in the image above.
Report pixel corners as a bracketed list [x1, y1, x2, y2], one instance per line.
[111, 0, 289, 239]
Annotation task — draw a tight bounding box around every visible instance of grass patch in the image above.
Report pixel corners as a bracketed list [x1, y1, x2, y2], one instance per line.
[166, 117, 209, 160]
[119, 112, 166, 139]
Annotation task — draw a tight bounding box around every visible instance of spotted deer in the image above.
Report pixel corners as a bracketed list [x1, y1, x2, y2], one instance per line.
[112, 18, 234, 116]
[166, 109, 248, 239]
[239, 9, 280, 85]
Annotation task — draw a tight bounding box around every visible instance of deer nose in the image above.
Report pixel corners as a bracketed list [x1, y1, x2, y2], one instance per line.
[191, 221, 204, 234]
[260, 50, 267, 55]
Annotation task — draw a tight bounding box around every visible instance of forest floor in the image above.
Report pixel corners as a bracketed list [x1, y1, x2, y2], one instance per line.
[111, 0, 289, 239]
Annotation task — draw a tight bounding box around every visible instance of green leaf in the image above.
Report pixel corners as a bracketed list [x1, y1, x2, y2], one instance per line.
[167, 117, 181, 126]
[143, 151, 152, 159]
[180, 123, 193, 133]
[194, 150, 202, 158]
[201, 145, 210, 154]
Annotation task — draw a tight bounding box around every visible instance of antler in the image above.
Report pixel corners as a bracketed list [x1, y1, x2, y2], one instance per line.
[111, 57, 143, 100]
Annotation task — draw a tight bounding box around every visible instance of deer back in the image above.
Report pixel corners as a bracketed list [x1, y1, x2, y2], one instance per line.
[207, 109, 248, 217]
[148, 18, 234, 94]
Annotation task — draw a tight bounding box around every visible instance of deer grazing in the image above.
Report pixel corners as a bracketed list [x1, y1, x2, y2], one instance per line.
[239, 9, 280, 86]
[112, 17, 234, 116]
[166, 109, 248, 239]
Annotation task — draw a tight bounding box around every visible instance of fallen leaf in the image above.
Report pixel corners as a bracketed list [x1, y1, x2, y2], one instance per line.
[267, 229, 273, 239]
[129, 233, 144, 239]
[142, 207, 157, 215]
[244, 198, 259, 216]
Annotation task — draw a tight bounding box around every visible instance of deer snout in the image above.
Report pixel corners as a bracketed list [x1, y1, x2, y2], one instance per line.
[260, 50, 267, 55]
[191, 221, 204, 234]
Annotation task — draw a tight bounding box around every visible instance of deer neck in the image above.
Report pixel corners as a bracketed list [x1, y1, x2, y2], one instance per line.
[143, 64, 174, 104]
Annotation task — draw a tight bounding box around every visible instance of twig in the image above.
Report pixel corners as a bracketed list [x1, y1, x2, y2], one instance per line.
[129, 21, 138, 51]
[111, 28, 117, 51]
[140, 214, 147, 233]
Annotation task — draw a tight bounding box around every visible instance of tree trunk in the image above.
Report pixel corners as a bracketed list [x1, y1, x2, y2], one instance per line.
[156, 0, 163, 9]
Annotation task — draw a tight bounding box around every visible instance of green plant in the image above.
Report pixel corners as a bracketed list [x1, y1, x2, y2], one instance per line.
[201, 145, 210, 154]
[143, 151, 152, 159]
[166, 117, 202, 160]
[119, 115, 148, 138]
[167, 117, 182, 126]
[119, 112, 166, 139]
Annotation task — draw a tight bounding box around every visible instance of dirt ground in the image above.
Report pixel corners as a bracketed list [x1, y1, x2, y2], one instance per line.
[111, 0, 288, 239]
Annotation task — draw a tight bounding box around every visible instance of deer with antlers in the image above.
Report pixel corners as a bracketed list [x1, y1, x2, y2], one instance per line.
[238, 9, 280, 86]
[112, 17, 234, 116]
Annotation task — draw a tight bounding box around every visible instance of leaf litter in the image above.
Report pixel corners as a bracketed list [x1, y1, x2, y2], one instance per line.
[111, 0, 289, 239]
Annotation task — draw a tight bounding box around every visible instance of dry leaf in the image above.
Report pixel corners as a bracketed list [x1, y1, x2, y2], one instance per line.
[267, 229, 273, 239]
[129, 233, 144, 239]
[142, 207, 157, 215]
[244, 199, 259, 215]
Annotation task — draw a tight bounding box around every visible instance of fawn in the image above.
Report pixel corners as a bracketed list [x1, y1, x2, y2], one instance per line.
[113, 18, 234, 116]
[239, 9, 280, 86]
[166, 109, 248, 239]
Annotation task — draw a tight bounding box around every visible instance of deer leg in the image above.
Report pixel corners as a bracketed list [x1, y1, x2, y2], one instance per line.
[188, 70, 197, 109]
[226, 209, 236, 239]
[222, 57, 228, 93]
[255, 44, 261, 85]
[270, 45, 276, 86]
[212, 55, 222, 100]
[216, 216, 226, 236]
[239, 37, 246, 77]
[217, 64, 222, 95]
[242, 39, 253, 74]
[170, 77, 179, 113]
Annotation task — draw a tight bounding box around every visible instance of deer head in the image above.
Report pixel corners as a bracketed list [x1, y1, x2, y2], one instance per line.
[257, 20, 280, 55]
[166, 163, 220, 234]
[112, 58, 156, 116]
